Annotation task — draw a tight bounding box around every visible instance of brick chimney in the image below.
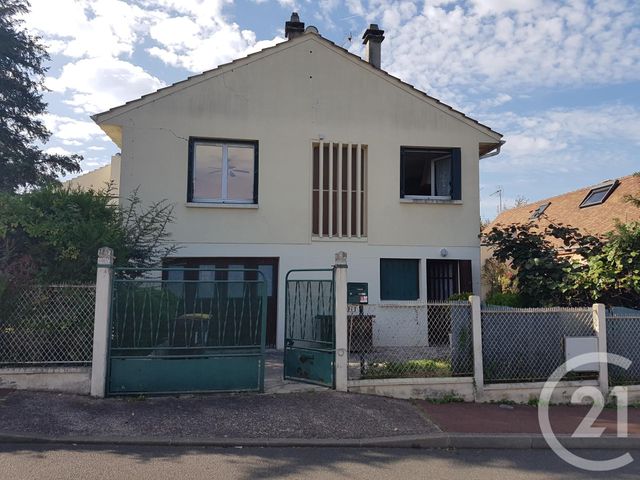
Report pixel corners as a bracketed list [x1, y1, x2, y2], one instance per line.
[362, 24, 385, 69]
[285, 12, 305, 40]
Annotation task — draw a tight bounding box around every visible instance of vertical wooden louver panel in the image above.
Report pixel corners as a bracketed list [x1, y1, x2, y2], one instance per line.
[337, 143, 342, 238]
[347, 144, 352, 238]
[318, 140, 323, 238]
[312, 141, 366, 239]
[356, 144, 362, 238]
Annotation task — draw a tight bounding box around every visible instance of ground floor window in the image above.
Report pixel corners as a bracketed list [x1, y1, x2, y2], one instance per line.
[379, 258, 420, 301]
[426, 259, 472, 301]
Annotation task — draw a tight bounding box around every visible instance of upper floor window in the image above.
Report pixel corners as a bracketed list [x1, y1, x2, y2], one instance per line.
[188, 138, 258, 204]
[400, 147, 461, 201]
[312, 141, 367, 239]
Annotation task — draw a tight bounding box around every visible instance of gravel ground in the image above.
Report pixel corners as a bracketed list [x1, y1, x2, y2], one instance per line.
[0, 389, 437, 439]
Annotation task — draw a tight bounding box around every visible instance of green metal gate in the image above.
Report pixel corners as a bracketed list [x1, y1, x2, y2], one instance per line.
[284, 269, 335, 387]
[107, 267, 267, 395]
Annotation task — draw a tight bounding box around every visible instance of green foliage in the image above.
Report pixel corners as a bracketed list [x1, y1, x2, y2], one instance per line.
[362, 359, 452, 379]
[481, 257, 517, 298]
[0, 0, 81, 192]
[484, 221, 602, 306]
[485, 291, 525, 308]
[0, 185, 177, 285]
[567, 221, 640, 308]
[448, 292, 473, 301]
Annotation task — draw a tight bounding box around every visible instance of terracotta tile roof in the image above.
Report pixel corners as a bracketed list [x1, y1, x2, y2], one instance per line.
[483, 173, 640, 246]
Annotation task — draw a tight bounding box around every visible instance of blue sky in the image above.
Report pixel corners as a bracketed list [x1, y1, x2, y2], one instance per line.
[23, 0, 640, 220]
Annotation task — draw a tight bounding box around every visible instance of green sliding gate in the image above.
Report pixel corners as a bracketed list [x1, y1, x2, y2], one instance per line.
[107, 267, 267, 395]
[284, 269, 335, 387]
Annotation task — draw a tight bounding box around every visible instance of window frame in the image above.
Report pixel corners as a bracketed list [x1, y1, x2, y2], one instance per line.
[579, 180, 618, 208]
[187, 137, 259, 204]
[400, 146, 462, 201]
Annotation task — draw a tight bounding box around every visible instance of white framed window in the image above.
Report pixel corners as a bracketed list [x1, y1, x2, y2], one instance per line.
[188, 138, 258, 204]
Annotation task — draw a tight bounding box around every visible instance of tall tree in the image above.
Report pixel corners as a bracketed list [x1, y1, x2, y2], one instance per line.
[0, 0, 81, 192]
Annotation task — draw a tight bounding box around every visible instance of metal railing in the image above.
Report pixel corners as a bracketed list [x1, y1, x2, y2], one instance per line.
[481, 306, 594, 383]
[0, 285, 95, 366]
[110, 268, 267, 355]
[607, 311, 640, 386]
[347, 301, 473, 380]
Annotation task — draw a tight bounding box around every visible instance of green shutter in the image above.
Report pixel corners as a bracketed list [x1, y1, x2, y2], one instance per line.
[451, 147, 462, 200]
[380, 259, 419, 300]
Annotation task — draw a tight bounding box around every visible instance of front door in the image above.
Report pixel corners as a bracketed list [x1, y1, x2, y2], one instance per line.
[284, 269, 335, 387]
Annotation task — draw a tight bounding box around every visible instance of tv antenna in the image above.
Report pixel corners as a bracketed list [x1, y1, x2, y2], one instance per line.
[490, 186, 504, 213]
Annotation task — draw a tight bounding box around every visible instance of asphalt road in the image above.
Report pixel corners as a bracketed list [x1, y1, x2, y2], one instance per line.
[1, 444, 640, 479]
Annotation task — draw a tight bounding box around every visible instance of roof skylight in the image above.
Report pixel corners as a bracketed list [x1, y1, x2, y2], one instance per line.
[579, 180, 619, 208]
[530, 202, 550, 220]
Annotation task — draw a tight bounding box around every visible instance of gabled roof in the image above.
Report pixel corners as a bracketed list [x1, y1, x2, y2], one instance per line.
[92, 31, 502, 147]
[483, 173, 640, 245]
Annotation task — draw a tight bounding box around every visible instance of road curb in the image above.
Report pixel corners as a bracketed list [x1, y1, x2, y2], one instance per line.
[2, 432, 640, 449]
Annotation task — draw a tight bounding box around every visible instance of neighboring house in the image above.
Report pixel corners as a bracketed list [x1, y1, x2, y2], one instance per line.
[481, 173, 640, 296]
[89, 14, 503, 349]
[64, 154, 121, 195]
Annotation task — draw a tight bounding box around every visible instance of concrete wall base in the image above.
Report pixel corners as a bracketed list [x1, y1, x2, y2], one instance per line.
[348, 377, 475, 402]
[478, 380, 600, 404]
[0, 367, 91, 395]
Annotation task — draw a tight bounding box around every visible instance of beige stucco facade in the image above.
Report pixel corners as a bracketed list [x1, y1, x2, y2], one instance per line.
[65, 154, 121, 195]
[94, 32, 502, 348]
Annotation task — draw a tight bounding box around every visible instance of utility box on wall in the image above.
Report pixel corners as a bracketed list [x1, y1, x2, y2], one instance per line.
[347, 282, 368, 304]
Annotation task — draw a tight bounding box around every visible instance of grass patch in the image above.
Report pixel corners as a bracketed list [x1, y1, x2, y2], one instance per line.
[361, 359, 452, 379]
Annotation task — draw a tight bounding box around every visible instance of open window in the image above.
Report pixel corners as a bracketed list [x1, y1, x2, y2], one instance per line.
[579, 180, 618, 208]
[188, 138, 258, 204]
[529, 202, 550, 220]
[400, 147, 461, 200]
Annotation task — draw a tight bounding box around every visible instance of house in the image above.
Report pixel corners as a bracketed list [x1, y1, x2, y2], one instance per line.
[89, 14, 503, 349]
[65, 154, 121, 195]
[480, 173, 640, 296]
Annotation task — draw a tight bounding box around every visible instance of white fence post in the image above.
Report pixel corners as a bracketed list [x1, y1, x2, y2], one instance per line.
[90, 247, 114, 398]
[334, 251, 348, 392]
[470, 295, 484, 399]
[593, 303, 609, 396]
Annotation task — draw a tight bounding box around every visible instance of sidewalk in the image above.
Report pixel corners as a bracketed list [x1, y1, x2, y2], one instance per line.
[1, 389, 640, 448]
[416, 401, 640, 436]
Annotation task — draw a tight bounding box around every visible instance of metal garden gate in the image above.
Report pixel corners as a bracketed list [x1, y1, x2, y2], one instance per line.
[107, 267, 267, 395]
[284, 269, 335, 387]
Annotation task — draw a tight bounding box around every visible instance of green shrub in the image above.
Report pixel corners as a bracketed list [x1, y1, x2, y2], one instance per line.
[485, 291, 525, 307]
[448, 292, 473, 301]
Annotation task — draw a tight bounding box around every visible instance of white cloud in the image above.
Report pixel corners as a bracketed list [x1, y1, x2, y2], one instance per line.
[44, 146, 73, 156]
[363, 0, 640, 97]
[25, 0, 160, 59]
[46, 58, 165, 114]
[146, 13, 284, 72]
[41, 114, 109, 143]
[481, 104, 640, 173]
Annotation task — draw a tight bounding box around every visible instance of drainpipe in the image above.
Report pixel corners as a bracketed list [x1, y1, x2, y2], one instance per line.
[480, 140, 505, 159]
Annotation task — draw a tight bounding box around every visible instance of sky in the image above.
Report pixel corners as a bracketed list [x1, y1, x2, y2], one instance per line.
[21, 0, 640, 220]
